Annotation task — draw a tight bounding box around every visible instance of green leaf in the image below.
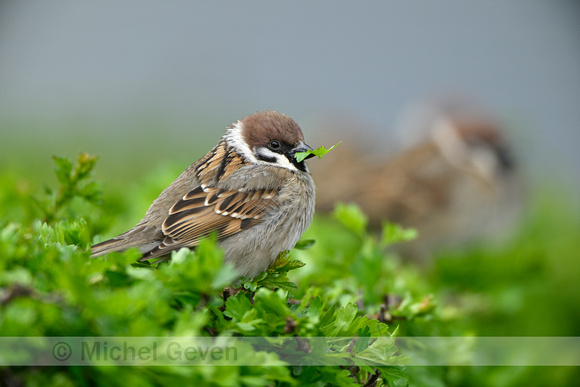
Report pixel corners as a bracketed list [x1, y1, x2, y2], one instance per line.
[79, 181, 104, 204]
[294, 239, 316, 250]
[224, 292, 253, 321]
[333, 203, 368, 237]
[254, 288, 289, 319]
[240, 253, 304, 293]
[74, 153, 99, 181]
[381, 222, 418, 246]
[52, 156, 73, 186]
[319, 304, 338, 332]
[41, 153, 102, 223]
[353, 326, 371, 353]
[380, 367, 410, 387]
[295, 142, 341, 162]
[321, 302, 358, 337]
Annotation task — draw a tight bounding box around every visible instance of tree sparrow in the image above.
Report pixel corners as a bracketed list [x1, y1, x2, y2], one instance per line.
[313, 101, 523, 258]
[91, 111, 316, 278]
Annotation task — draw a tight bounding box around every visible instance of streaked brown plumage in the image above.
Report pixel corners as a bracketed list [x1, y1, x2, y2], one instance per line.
[91, 111, 316, 278]
[313, 104, 523, 258]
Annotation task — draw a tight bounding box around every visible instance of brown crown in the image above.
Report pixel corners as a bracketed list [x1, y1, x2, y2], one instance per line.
[240, 111, 305, 148]
[451, 116, 503, 148]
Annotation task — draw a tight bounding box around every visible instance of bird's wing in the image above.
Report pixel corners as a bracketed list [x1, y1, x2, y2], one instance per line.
[140, 185, 278, 260]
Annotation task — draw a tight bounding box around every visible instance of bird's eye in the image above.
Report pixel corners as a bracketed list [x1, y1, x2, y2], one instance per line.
[269, 140, 281, 150]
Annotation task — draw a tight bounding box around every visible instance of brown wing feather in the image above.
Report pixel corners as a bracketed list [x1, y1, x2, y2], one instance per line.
[140, 185, 277, 260]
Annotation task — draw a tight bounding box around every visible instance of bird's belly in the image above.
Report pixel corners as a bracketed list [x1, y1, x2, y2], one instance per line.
[221, 194, 314, 279]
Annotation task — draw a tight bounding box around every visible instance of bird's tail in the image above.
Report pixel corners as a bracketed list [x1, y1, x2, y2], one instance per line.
[91, 225, 163, 257]
[90, 237, 130, 257]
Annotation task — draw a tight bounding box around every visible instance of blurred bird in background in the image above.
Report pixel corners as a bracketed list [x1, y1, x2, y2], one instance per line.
[313, 98, 524, 259]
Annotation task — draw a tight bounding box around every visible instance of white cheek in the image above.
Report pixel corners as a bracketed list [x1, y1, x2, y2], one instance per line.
[225, 121, 301, 172]
[254, 147, 299, 172]
[470, 146, 500, 179]
[224, 121, 258, 163]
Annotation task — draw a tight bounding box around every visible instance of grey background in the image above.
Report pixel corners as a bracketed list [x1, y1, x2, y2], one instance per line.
[1, 1, 578, 193]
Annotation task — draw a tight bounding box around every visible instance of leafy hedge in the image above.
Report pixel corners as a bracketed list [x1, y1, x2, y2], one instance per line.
[1, 153, 579, 386]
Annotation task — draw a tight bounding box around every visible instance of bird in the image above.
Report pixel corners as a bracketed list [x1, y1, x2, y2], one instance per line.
[91, 111, 317, 278]
[313, 100, 523, 259]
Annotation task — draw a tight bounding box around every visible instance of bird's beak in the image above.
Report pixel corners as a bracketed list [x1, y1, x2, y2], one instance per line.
[293, 142, 315, 160]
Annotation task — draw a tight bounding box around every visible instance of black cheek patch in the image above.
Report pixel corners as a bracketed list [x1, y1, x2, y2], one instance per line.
[256, 154, 277, 163]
